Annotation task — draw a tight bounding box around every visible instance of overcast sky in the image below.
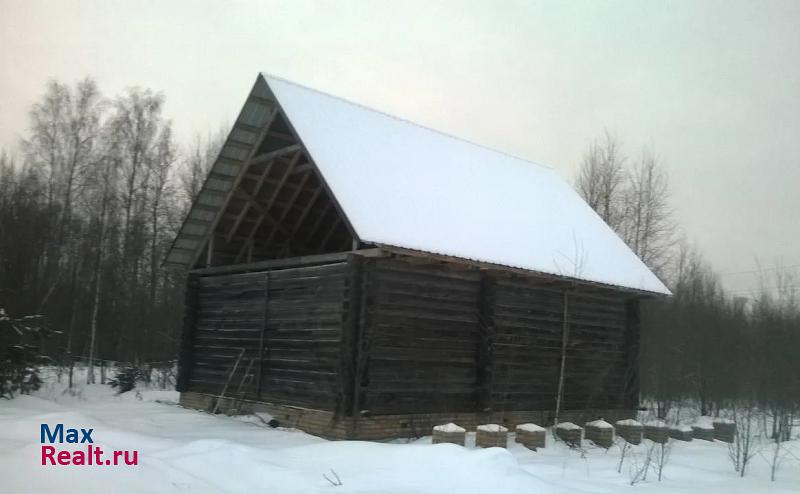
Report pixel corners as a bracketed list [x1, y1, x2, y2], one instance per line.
[1, 0, 798, 294]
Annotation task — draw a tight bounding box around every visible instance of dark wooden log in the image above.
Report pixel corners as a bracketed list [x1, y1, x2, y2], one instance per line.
[623, 299, 640, 410]
[359, 257, 480, 414]
[257, 272, 270, 398]
[177, 274, 199, 392]
[476, 272, 495, 412]
[339, 254, 364, 418]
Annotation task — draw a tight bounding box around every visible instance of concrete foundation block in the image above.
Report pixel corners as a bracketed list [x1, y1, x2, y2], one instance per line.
[585, 419, 614, 448]
[555, 422, 583, 446]
[515, 423, 546, 450]
[713, 419, 736, 443]
[668, 425, 693, 441]
[476, 424, 508, 448]
[432, 423, 466, 446]
[644, 420, 669, 444]
[615, 419, 643, 445]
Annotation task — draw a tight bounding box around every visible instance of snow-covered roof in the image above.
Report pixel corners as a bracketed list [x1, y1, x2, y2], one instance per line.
[168, 73, 669, 295]
[264, 75, 669, 294]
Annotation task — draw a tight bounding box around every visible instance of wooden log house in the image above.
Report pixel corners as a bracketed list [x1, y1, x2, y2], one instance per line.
[165, 74, 670, 440]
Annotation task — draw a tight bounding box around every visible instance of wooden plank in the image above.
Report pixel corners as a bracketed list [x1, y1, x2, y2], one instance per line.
[257, 272, 270, 398]
[233, 150, 303, 262]
[249, 143, 302, 166]
[226, 159, 275, 244]
[189, 108, 280, 269]
[191, 249, 384, 276]
[177, 274, 199, 392]
[262, 168, 314, 248]
[623, 299, 640, 410]
[340, 254, 363, 419]
[477, 272, 495, 412]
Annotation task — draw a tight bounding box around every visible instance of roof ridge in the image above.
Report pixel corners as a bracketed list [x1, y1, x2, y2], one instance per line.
[260, 72, 553, 171]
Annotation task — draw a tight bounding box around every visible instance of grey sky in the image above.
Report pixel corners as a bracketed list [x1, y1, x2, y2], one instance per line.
[1, 0, 798, 294]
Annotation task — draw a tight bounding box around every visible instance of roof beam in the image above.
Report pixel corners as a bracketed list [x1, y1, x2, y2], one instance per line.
[303, 201, 333, 247]
[250, 144, 301, 167]
[276, 185, 324, 257]
[225, 159, 275, 243]
[233, 151, 303, 263]
[318, 216, 342, 250]
[267, 130, 295, 142]
[189, 107, 280, 268]
[249, 95, 275, 106]
[262, 169, 313, 247]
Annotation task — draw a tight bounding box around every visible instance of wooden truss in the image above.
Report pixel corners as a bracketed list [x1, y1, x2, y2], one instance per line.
[192, 99, 357, 269]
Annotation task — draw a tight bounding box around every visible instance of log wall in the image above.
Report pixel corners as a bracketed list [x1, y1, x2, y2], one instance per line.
[356, 258, 482, 415]
[178, 252, 642, 427]
[490, 278, 563, 412]
[183, 261, 349, 409]
[357, 257, 637, 416]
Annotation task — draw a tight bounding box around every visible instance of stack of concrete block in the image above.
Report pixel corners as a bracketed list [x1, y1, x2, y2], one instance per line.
[432, 423, 466, 446]
[515, 423, 546, 450]
[615, 419, 643, 445]
[555, 422, 583, 446]
[668, 424, 693, 441]
[713, 418, 736, 443]
[476, 424, 508, 448]
[585, 419, 615, 448]
[644, 420, 669, 443]
[692, 416, 715, 441]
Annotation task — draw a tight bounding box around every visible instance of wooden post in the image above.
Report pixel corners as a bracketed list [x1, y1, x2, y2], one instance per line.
[340, 254, 364, 423]
[554, 290, 570, 424]
[176, 274, 199, 392]
[206, 235, 215, 267]
[350, 257, 371, 437]
[257, 272, 270, 399]
[623, 299, 641, 411]
[476, 272, 495, 413]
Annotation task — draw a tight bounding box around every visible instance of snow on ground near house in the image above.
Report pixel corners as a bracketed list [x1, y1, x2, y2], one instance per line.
[1, 383, 798, 493]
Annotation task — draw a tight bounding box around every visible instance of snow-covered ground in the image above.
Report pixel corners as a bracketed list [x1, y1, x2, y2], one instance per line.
[1, 378, 797, 493]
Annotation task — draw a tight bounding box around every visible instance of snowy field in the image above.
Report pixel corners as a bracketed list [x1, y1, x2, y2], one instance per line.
[1, 378, 798, 493]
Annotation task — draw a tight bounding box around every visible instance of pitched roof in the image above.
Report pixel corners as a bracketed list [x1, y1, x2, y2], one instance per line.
[167, 74, 670, 295]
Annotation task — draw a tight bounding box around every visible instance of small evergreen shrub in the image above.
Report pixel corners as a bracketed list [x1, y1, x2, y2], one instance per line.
[108, 364, 148, 393]
[0, 308, 57, 398]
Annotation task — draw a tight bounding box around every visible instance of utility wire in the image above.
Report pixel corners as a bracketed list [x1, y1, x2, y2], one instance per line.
[718, 264, 800, 277]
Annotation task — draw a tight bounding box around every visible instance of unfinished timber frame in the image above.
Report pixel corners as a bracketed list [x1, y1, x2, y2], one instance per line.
[170, 74, 657, 440]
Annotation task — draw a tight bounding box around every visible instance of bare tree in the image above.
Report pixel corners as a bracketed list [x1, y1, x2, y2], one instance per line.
[147, 124, 176, 304]
[178, 127, 226, 210]
[621, 150, 675, 276]
[728, 402, 761, 477]
[85, 152, 117, 384]
[576, 133, 676, 277]
[575, 130, 627, 231]
[21, 79, 103, 309]
[107, 88, 166, 278]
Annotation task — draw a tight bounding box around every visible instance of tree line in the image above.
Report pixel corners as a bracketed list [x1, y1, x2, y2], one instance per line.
[575, 132, 799, 441]
[0, 78, 224, 382]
